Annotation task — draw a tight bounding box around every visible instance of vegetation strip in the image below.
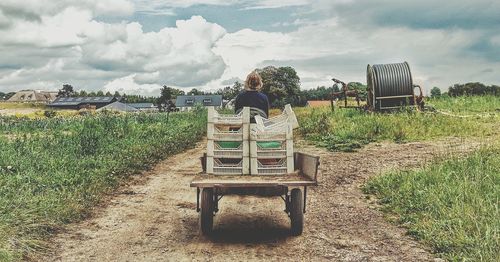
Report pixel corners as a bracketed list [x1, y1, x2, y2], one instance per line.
[0, 111, 206, 260]
[363, 147, 500, 261]
[297, 96, 499, 152]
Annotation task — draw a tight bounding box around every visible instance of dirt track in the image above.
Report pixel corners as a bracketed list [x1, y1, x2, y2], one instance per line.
[45, 139, 478, 261]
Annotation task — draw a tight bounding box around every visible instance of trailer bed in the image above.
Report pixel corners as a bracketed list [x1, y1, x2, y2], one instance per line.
[191, 173, 316, 188]
[191, 152, 319, 188]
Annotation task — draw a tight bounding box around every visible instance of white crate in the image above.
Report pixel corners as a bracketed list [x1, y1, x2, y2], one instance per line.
[207, 123, 250, 141]
[207, 140, 249, 158]
[250, 156, 294, 175]
[206, 156, 250, 175]
[250, 139, 293, 158]
[250, 123, 293, 140]
[255, 104, 298, 130]
[208, 107, 250, 125]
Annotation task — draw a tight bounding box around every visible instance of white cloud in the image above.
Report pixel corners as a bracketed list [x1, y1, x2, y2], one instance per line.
[103, 74, 162, 96]
[1, 0, 499, 95]
[0, 0, 134, 18]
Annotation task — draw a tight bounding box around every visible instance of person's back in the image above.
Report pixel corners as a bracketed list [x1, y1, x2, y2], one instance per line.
[234, 71, 269, 123]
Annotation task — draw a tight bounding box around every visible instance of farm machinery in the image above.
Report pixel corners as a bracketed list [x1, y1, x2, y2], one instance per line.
[331, 61, 425, 111]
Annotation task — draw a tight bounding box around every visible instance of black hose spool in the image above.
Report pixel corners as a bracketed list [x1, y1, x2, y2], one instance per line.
[367, 62, 422, 110]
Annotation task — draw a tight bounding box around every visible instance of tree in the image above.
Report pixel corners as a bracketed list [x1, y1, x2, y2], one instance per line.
[96, 90, 104, 96]
[105, 91, 112, 96]
[113, 91, 121, 97]
[157, 86, 179, 112]
[187, 88, 202, 96]
[57, 84, 75, 97]
[78, 90, 87, 97]
[448, 82, 499, 96]
[430, 87, 442, 98]
[257, 66, 301, 107]
[216, 81, 243, 102]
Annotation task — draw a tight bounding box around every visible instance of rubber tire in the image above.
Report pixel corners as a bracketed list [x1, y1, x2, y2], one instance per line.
[290, 188, 304, 236]
[200, 188, 214, 235]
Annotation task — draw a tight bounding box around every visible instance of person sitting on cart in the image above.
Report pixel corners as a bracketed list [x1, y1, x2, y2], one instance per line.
[234, 70, 269, 123]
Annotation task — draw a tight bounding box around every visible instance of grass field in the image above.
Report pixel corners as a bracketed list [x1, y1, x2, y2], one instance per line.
[0, 111, 206, 260]
[296, 95, 499, 260]
[296, 95, 499, 152]
[364, 147, 500, 261]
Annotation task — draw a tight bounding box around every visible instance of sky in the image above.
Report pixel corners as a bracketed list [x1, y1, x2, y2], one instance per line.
[0, 0, 499, 96]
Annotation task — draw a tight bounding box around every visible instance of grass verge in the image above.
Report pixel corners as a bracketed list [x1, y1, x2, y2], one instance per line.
[363, 147, 500, 261]
[0, 111, 206, 260]
[296, 96, 499, 152]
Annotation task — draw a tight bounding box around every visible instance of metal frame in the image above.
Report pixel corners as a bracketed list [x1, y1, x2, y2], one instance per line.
[194, 152, 319, 218]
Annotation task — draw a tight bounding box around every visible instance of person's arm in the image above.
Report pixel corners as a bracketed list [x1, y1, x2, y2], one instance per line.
[264, 94, 270, 118]
[234, 94, 242, 113]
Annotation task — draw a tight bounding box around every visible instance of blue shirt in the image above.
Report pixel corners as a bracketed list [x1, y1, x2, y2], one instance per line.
[234, 91, 269, 123]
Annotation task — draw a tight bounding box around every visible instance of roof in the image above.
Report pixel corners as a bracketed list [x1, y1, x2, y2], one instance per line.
[306, 100, 331, 108]
[49, 97, 116, 106]
[97, 102, 138, 112]
[7, 90, 58, 102]
[175, 95, 223, 107]
[127, 103, 155, 109]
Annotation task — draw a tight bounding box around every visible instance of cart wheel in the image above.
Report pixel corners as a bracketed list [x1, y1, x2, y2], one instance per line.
[200, 188, 214, 235]
[290, 188, 304, 236]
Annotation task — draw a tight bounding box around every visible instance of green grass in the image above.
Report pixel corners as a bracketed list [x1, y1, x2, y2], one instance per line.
[363, 147, 500, 261]
[428, 95, 500, 113]
[0, 111, 206, 260]
[296, 95, 499, 152]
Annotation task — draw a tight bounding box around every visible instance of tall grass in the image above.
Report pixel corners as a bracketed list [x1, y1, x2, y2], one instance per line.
[296, 96, 499, 151]
[0, 111, 206, 260]
[364, 147, 500, 261]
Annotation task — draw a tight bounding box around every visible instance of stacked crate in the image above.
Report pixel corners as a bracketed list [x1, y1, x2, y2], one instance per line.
[206, 107, 250, 175]
[250, 105, 297, 175]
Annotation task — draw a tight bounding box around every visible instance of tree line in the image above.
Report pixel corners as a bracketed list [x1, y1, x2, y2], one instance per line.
[430, 83, 499, 98]
[6, 66, 496, 104]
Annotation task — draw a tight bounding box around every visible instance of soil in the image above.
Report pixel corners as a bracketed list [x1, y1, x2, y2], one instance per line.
[44, 138, 480, 261]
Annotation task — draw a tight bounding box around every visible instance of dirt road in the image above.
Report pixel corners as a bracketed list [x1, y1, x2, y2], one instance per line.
[46, 139, 477, 261]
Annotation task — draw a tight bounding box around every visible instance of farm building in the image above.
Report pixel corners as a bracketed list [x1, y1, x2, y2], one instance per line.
[7, 90, 58, 103]
[97, 102, 138, 112]
[127, 103, 157, 111]
[306, 100, 332, 108]
[175, 95, 222, 111]
[48, 97, 118, 110]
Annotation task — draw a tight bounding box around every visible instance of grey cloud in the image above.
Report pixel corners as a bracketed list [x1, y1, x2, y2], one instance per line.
[221, 77, 242, 85]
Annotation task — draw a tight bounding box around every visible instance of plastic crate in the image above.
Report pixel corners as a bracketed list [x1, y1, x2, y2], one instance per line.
[207, 140, 249, 158]
[250, 140, 293, 158]
[250, 157, 294, 175]
[255, 104, 298, 130]
[207, 123, 250, 140]
[206, 156, 250, 175]
[208, 106, 250, 125]
[250, 123, 293, 140]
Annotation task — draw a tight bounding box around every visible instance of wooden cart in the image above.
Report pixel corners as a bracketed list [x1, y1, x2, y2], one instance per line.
[191, 152, 319, 236]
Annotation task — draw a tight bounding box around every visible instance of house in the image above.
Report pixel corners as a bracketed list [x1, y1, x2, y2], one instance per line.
[7, 90, 58, 103]
[175, 95, 223, 111]
[306, 100, 332, 108]
[127, 103, 157, 111]
[97, 102, 138, 113]
[48, 97, 118, 110]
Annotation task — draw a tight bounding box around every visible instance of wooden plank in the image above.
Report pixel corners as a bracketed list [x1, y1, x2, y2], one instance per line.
[190, 173, 316, 188]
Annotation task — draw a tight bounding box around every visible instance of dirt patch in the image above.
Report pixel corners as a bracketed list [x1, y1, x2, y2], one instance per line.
[43, 138, 480, 261]
[0, 108, 40, 116]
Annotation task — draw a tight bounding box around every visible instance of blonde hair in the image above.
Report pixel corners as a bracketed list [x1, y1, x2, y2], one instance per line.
[244, 71, 263, 91]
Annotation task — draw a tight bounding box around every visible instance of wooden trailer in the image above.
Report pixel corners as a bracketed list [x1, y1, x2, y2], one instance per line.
[191, 152, 319, 236]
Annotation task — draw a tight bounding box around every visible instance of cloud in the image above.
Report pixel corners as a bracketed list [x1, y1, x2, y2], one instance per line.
[1, 0, 499, 95]
[0, 0, 134, 20]
[0, 3, 228, 92]
[103, 74, 162, 96]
